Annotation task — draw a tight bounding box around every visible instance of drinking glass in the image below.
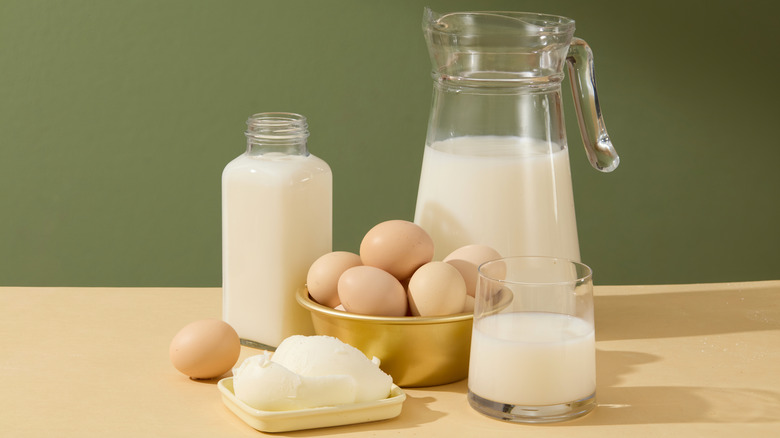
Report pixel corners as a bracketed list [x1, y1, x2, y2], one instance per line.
[468, 256, 596, 423]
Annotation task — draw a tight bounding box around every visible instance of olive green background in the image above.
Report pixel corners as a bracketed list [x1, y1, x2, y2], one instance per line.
[1, 0, 778, 287]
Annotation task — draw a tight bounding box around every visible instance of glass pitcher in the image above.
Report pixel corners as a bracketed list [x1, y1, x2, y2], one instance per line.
[414, 8, 619, 262]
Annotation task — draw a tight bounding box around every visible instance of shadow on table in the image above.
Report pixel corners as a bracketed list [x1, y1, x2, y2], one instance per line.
[557, 349, 780, 426]
[595, 285, 780, 341]
[581, 385, 780, 425]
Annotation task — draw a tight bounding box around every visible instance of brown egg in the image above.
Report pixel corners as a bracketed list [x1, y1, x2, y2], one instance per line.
[169, 319, 240, 379]
[337, 266, 407, 316]
[462, 295, 475, 313]
[307, 251, 362, 308]
[443, 244, 503, 297]
[359, 220, 434, 281]
[407, 261, 467, 316]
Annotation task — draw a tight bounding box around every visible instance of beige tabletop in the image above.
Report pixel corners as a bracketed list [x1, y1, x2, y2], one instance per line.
[1, 281, 779, 437]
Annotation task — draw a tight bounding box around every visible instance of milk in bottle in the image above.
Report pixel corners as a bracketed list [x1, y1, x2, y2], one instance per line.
[222, 113, 331, 349]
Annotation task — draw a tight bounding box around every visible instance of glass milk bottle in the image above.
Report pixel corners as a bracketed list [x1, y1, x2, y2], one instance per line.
[222, 112, 332, 349]
[414, 9, 619, 262]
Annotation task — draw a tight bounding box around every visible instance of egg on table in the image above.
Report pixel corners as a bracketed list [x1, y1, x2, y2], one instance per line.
[169, 319, 241, 379]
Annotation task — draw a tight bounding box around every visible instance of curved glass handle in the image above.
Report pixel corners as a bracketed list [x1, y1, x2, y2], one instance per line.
[566, 38, 620, 172]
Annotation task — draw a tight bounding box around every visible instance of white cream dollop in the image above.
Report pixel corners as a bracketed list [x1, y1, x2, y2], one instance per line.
[232, 336, 393, 411]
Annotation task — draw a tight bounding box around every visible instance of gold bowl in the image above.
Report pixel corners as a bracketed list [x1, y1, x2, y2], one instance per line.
[296, 287, 473, 387]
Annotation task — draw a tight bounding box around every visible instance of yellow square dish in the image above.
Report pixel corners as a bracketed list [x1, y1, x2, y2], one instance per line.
[217, 377, 406, 433]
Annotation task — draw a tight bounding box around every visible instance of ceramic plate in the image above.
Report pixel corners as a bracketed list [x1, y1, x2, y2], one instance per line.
[217, 377, 406, 433]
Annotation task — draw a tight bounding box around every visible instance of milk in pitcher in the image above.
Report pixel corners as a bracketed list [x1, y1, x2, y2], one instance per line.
[414, 136, 580, 262]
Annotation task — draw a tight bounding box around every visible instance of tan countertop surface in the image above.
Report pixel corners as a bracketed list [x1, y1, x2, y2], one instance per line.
[1, 281, 779, 437]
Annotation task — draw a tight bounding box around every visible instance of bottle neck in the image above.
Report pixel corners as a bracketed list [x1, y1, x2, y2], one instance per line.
[245, 112, 309, 156]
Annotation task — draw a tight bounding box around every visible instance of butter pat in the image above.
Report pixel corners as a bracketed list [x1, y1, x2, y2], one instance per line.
[233, 336, 393, 411]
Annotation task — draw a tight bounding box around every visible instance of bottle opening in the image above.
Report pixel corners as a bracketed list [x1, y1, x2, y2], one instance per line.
[246, 112, 309, 141]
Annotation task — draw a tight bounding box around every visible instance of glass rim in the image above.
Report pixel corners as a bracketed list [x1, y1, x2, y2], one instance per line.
[477, 256, 593, 285]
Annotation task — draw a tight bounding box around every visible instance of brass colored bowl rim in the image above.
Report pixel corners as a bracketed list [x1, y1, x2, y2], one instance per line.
[297, 287, 473, 325]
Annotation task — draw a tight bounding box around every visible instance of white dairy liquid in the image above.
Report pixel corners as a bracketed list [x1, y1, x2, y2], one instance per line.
[222, 152, 331, 348]
[414, 136, 580, 261]
[468, 312, 595, 406]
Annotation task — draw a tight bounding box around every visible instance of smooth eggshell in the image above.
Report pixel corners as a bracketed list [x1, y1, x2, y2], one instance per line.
[359, 220, 434, 281]
[443, 244, 503, 297]
[307, 251, 362, 308]
[407, 261, 467, 316]
[337, 266, 408, 316]
[169, 319, 241, 379]
[462, 295, 475, 313]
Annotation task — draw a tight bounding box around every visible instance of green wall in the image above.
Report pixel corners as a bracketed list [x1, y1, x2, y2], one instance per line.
[1, 0, 778, 286]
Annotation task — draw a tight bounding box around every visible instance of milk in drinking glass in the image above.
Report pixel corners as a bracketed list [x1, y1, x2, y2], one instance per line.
[468, 256, 596, 423]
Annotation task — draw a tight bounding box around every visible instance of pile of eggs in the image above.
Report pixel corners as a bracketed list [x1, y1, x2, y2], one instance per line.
[306, 220, 501, 317]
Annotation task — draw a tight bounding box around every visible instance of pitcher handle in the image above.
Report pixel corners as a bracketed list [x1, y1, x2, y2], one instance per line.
[566, 38, 620, 172]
